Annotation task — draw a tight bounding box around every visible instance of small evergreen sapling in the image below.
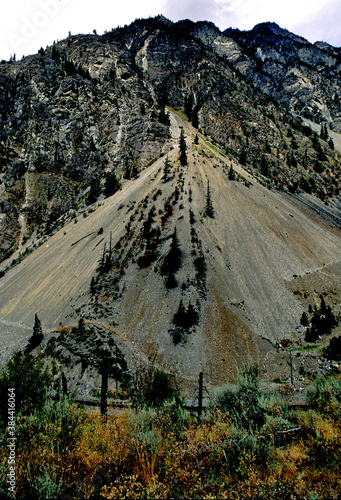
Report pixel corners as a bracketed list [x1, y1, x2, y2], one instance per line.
[33, 313, 42, 336]
[228, 165, 235, 180]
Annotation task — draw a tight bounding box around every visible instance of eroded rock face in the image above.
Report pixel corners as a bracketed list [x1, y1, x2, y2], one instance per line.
[223, 22, 341, 131]
[0, 16, 340, 263]
[0, 35, 171, 250]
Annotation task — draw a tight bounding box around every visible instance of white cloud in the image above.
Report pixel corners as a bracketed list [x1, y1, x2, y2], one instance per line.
[0, 0, 166, 60]
[0, 0, 340, 61]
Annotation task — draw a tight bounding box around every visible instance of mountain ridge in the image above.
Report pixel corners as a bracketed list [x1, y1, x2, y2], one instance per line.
[0, 16, 340, 391]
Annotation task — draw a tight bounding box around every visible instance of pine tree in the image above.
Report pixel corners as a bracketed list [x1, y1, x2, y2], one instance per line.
[87, 177, 101, 205]
[320, 123, 329, 141]
[173, 300, 198, 328]
[163, 157, 171, 182]
[300, 311, 309, 327]
[228, 165, 235, 180]
[205, 181, 214, 218]
[159, 108, 170, 126]
[25, 313, 44, 353]
[33, 313, 42, 337]
[260, 155, 269, 176]
[104, 171, 120, 197]
[239, 149, 247, 166]
[179, 127, 188, 166]
[161, 228, 182, 276]
[90, 277, 96, 295]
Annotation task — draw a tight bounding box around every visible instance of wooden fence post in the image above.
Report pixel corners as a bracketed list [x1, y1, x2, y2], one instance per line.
[198, 371, 203, 419]
[62, 372, 68, 396]
[101, 360, 108, 416]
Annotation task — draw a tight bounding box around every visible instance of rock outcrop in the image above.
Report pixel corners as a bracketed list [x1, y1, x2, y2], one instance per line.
[1, 17, 341, 261]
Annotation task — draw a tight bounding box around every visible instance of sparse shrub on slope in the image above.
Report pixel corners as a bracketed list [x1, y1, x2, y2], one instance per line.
[161, 228, 182, 288]
[129, 356, 180, 409]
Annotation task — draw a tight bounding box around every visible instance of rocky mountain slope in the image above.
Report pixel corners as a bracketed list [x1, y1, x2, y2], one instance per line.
[0, 17, 341, 394]
[1, 16, 341, 262]
[0, 110, 340, 395]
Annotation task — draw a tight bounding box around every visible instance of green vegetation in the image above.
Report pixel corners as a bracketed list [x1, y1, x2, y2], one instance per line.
[161, 228, 182, 288]
[179, 127, 188, 167]
[305, 294, 337, 342]
[320, 123, 329, 141]
[103, 171, 120, 197]
[1, 357, 341, 499]
[86, 177, 101, 205]
[162, 156, 171, 182]
[216, 364, 272, 429]
[0, 352, 58, 427]
[173, 299, 198, 329]
[205, 180, 215, 218]
[324, 335, 341, 361]
[25, 314, 44, 354]
[228, 165, 235, 180]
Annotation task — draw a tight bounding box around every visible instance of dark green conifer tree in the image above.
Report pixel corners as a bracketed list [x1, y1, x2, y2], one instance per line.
[33, 314, 42, 336]
[87, 177, 101, 205]
[179, 127, 188, 166]
[205, 181, 215, 218]
[104, 171, 121, 197]
[163, 156, 171, 182]
[161, 228, 182, 288]
[228, 165, 235, 180]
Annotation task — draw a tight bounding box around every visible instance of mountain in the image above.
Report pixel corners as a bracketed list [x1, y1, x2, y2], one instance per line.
[0, 17, 340, 394]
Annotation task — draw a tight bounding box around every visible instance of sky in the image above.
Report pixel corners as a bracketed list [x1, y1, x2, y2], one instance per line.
[1, 0, 341, 62]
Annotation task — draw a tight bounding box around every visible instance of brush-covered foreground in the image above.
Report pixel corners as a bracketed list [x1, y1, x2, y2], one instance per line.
[1, 355, 341, 499]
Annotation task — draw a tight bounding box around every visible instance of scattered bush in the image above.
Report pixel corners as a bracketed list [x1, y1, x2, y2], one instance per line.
[324, 335, 341, 361]
[0, 352, 58, 427]
[306, 374, 341, 418]
[305, 295, 337, 342]
[216, 364, 266, 429]
[173, 300, 198, 329]
[161, 228, 182, 287]
[1, 352, 341, 499]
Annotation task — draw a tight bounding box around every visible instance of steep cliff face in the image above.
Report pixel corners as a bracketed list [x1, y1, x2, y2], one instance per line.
[223, 22, 341, 131]
[1, 17, 341, 263]
[0, 30, 172, 259]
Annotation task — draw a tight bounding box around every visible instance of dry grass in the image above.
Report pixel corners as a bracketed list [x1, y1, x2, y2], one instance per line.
[2, 405, 341, 499]
[2, 372, 341, 499]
